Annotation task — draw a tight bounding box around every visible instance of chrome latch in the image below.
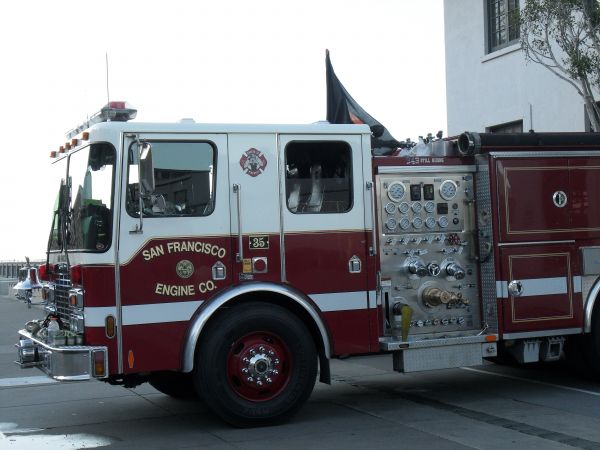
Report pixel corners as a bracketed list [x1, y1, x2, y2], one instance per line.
[348, 255, 362, 274]
[212, 261, 226, 280]
[508, 280, 524, 297]
[552, 190, 567, 208]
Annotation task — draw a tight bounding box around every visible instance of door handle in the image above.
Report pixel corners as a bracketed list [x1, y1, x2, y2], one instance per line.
[508, 280, 524, 297]
[233, 184, 243, 262]
[366, 181, 377, 256]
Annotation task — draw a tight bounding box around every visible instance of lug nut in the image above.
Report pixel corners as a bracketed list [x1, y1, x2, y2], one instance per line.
[266, 378, 272, 384]
[272, 369, 279, 376]
[242, 368, 249, 374]
[259, 346, 265, 353]
[247, 377, 254, 383]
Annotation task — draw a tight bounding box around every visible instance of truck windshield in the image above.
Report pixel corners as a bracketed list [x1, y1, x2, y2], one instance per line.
[47, 158, 67, 252]
[66, 143, 115, 252]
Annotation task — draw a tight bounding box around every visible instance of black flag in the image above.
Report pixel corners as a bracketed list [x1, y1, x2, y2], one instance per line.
[326, 50, 401, 155]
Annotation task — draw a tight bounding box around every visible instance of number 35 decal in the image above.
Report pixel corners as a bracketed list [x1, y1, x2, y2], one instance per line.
[249, 235, 269, 250]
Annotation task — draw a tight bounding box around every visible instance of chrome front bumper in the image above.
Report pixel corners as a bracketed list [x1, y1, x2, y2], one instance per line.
[16, 329, 108, 381]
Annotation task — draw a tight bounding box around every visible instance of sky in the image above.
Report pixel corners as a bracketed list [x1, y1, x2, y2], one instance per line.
[0, 0, 446, 261]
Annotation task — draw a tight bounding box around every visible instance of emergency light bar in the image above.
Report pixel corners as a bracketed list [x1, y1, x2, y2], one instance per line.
[66, 101, 137, 139]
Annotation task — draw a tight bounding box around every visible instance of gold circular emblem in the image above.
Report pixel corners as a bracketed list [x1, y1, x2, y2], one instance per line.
[176, 260, 194, 279]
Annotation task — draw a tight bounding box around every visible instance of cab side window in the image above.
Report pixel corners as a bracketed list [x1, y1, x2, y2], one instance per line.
[127, 141, 215, 217]
[285, 141, 352, 214]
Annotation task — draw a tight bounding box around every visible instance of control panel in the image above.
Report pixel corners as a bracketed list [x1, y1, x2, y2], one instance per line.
[377, 170, 481, 339]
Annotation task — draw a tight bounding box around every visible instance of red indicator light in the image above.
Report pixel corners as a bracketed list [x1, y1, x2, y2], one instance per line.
[39, 263, 53, 281]
[93, 350, 106, 377]
[70, 265, 82, 285]
[39, 264, 46, 280]
[108, 101, 126, 109]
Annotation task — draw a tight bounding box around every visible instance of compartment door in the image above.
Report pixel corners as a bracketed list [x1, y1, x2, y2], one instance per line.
[498, 244, 581, 334]
[496, 158, 570, 242]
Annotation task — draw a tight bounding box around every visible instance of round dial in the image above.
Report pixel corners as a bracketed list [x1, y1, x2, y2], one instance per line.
[398, 202, 410, 214]
[385, 202, 396, 214]
[425, 216, 436, 229]
[439, 180, 458, 201]
[438, 216, 449, 228]
[399, 217, 410, 230]
[387, 182, 406, 202]
[424, 201, 435, 213]
[411, 202, 422, 213]
[412, 217, 423, 229]
[385, 217, 398, 231]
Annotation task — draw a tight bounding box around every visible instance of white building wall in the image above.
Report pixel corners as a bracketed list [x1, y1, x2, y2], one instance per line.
[444, 0, 586, 136]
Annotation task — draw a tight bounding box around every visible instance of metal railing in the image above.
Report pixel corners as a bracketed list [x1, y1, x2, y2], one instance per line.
[0, 260, 45, 279]
[0, 260, 44, 296]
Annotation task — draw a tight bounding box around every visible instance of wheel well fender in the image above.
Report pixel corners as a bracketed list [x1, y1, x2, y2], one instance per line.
[584, 276, 600, 333]
[181, 282, 332, 382]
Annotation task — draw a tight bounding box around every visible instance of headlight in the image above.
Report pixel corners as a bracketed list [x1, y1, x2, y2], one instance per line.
[70, 314, 85, 333]
[68, 288, 84, 309]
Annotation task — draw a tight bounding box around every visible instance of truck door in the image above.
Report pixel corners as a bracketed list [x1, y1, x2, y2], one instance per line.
[118, 133, 231, 374]
[278, 134, 371, 354]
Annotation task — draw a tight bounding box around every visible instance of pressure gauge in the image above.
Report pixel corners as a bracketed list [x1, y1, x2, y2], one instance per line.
[412, 202, 422, 213]
[438, 216, 449, 228]
[399, 217, 411, 230]
[439, 180, 458, 201]
[386, 217, 398, 231]
[385, 202, 396, 214]
[387, 182, 406, 202]
[425, 216, 437, 229]
[424, 201, 435, 213]
[399, 202, 410, 214]
[412, 217, 423, 229]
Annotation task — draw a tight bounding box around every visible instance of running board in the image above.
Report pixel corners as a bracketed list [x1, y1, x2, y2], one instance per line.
[380, 334, 498, 373]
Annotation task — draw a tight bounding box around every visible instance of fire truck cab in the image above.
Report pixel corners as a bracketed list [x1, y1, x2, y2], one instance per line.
[16, 102, 600, 426]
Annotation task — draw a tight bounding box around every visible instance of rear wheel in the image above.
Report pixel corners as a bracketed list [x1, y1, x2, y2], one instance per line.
[195, 302, 317, 427]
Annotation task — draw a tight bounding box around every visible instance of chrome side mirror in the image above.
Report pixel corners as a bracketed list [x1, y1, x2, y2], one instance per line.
[139, 142, 155, 196]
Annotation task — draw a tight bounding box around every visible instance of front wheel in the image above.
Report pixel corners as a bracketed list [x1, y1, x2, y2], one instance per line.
[195, 302, 317, 427]
[149, 371, 198, 400]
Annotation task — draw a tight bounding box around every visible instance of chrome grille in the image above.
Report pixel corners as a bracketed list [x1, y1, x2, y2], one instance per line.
[54, 270, 72, 329]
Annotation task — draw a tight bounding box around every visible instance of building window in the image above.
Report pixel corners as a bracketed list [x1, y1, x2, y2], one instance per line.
[487, 120, 523, 133]
[487, 0, 520, 53]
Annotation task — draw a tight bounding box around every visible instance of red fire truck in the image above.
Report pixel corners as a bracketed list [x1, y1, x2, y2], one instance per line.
[16, 102, 600, 426]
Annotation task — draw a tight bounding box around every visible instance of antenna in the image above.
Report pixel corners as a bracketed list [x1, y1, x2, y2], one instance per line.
[105, 52, 110, 106]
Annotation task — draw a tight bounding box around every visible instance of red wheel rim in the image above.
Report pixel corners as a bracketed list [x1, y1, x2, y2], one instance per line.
[226, 331, 292, 402]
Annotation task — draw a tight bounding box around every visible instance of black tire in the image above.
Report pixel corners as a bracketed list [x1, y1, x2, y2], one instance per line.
[149, 371, 198, 400]
[195, 302, 317, 427]
[582, 305, 600, 378]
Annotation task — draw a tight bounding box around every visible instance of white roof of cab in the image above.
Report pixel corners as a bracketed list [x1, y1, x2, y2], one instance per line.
[87, 120, 372, 137]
